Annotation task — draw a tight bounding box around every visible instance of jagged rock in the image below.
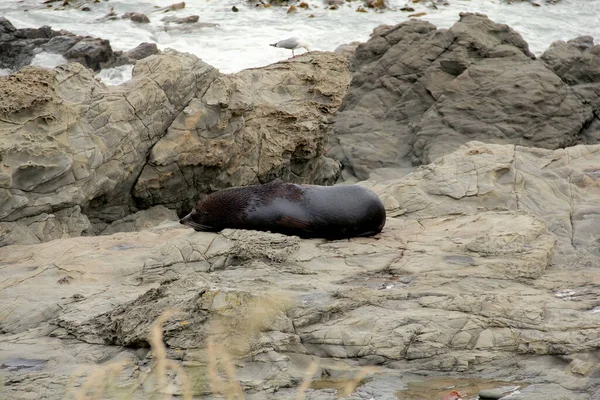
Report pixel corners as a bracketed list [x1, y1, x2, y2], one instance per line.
[0, 17, 120, 71]
[123, 42, 160, 61]
[541, 36, 600, 145]
[132, 51, 350, 214]
[0, 49, 349, 244]
[334, 41, 361, 59]
[1, 143, 599, 400]
[541, 36, 600, 85]
[329, 13, 594, 181]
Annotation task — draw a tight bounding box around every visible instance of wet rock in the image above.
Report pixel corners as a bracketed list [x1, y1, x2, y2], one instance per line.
[121, 12, 151, 24]
[123, 42, 160, 61]
[330, 13, 594, 182]
[365, 0, 388, 10]
[153, 1, 186, 12]
[160, 15, 199, 24]
[0, 17, 123, 71]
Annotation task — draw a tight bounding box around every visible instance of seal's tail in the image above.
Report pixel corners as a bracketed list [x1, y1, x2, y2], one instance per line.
[270, 43, 277, 47]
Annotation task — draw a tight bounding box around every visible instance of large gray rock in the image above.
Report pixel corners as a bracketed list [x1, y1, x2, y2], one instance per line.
[330, 13, 594, 181]
[541, 36, 600, 144]
[1, 142, 599, 400]
[0, 50, 349, 243]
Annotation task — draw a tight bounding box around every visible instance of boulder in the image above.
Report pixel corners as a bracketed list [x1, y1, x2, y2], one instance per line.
[330, 13, 594, 181]
[1, 142, 599, 400]
[132, 51, 350, 214]
[0, 51, 212, 228]
[541, 36, 600, 144]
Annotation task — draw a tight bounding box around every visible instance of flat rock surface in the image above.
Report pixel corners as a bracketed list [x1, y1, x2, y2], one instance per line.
[1, 142, 599, 399]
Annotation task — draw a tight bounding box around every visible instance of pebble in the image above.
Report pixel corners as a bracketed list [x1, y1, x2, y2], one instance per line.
[479, 386, 520, 399]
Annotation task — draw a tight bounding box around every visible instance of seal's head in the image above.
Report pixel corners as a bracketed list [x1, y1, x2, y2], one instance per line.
[179, 187, 253, 232]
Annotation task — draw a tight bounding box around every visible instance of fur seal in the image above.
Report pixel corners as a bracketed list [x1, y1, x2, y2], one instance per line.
[179, 181, 386, 240]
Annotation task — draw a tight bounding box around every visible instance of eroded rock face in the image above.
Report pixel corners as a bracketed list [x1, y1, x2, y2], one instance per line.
[0, 50, 212, 228]
[132, 51, 350, 214]
[1, 142, 599, 400]
[330, 13, 595, 181]
[0, 50, 348, 241]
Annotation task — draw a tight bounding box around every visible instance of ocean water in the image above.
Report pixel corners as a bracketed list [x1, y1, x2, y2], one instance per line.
[1, 0, 598, 84]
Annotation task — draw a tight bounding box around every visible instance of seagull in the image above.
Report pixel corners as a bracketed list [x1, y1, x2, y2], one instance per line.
[270, 37, 311, 58]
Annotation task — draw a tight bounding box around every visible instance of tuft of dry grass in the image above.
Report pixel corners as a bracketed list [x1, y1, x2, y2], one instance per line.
[147, 310, 192, 400]
[69, 294, 378, 399]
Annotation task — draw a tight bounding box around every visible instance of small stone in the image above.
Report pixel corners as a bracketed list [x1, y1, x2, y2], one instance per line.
[569, 359, 596, 376]
[356, 6, 367, 12]
[232, 5, 239, 11]
[479, 389, 506, 399]
[479, 387, 519, 399]
[81, 6, 91, 11]
[287, 5, 297, 13]
[299, 2, 309, 8]
[400, 6, 415, 11]
[408, 11, 426, 17]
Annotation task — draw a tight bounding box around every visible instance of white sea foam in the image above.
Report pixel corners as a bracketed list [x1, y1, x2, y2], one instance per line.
[96, 64, 134, 85]
[0, 0, 597, 74]
[30, 51, 68, 69]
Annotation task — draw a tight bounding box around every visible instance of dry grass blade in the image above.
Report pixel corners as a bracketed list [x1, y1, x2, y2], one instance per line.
[338, 366, 379, 398]
[206, 336, 244, 399]
[295, 361, 320, 400]
[147, 309, 192, 400]
[73, 359, 128, 400]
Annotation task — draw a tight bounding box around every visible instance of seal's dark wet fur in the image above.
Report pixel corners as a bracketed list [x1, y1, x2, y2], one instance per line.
[180, 180, 386, 240]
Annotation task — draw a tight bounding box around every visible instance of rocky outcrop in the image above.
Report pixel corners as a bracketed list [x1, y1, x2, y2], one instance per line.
[132, 52, 349, 213]
[330, 13, 595, 181]
[0, 17, 160, 73]
[0, 17, 124, 72]
[541, 35, 600, 144]
[0, 49, 350, 243]
[1, 142, 599, 400]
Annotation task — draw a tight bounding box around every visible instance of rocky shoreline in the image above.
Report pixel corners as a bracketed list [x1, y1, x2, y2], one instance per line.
[1, 12, 599, 400]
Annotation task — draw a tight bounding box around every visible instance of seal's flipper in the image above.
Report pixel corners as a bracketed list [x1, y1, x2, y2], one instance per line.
[276, 216, 312, 230]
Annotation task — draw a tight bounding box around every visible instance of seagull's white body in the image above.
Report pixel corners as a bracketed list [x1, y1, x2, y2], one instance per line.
[270, 37, 311, 57]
